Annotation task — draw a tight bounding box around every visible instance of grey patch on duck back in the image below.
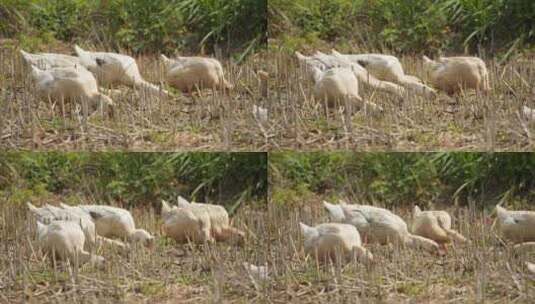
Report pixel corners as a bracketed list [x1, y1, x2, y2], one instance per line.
[96, 58, 106, 66]
[89, 211, 103, 220]
[357, 60, 368, 68]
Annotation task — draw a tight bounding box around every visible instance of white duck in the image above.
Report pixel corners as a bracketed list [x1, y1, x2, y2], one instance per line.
[173, 196, 238, 237]
[28, 202, 97, 243]
[412, 205, 468, 251]
[323, 201, 441, 254]
[422, 55, 490, 95]
[176, 195, 195, 208]
[160, 54, 232, 92]
[331, 50, 419, 83]
[36, 220, 105, 268]
[295, 53, 383, 113]
[494, 205, 535, 243]
[60, 204, 154, 247]
[30, 64, 114, 112]
[161, 200, 214, 243]
[175, 195, 228, 216]
[313, 66, 383, 113]
[75, 45, 168, 95]
[20, 50, 81, 70]
[331, 49, 437, 98]
[161, 199, 245, 244]
[27, 203, 126, 249]
[300, 222, 373, 263]
[297, 51, 406, 98]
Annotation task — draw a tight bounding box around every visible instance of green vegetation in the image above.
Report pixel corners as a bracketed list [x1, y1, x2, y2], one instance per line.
[0, 0, 267, 57]
[269, 0, 535, 55]
[270, 152, 535, 208]
[0, 152, 267, 209]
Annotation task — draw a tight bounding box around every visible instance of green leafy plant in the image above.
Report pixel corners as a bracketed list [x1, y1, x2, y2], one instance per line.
[0, 0, 267, 56]
[0, 152, 267, 209]
[270, 152, 535, 208]
[270, 0, 535, 54]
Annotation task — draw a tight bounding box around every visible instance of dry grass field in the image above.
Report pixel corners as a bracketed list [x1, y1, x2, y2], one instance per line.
[266, 51, 535, 151]
[3, 44, 535, 151]
[0, 45, 270, 151]
[1, 201, 271, 303]
[265, 200, 535, 303]
[2, 199, 534, 303]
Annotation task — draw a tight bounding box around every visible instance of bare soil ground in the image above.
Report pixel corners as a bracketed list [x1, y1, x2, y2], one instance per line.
[2, 199, 534, 303]
[265, 51, 535, 151]
[0, 45, 270, 151]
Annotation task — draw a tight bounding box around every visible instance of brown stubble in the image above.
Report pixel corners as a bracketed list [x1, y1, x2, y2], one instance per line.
[1, 47, 534, 150]
[1, 198, 534, 302]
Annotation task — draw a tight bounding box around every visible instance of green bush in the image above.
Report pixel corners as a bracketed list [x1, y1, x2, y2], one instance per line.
[270, 0, 535, 54]
[0, 152, 267, 209]
[364, 0, 452, 52]
[269, 152, 348, 193]
[270, 152, 535, 208]
[0, 0, 267, 56]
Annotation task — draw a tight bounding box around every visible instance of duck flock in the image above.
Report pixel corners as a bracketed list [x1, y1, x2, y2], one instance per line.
[295, 50, 535, 119]
[18, 47, 535, 124]
[27, 196, 245, 268]
[20, 46, 232, 115]
[295, 50, 489, 111]
[303, 201, 535, 274]
[26, 198, 535, 277]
